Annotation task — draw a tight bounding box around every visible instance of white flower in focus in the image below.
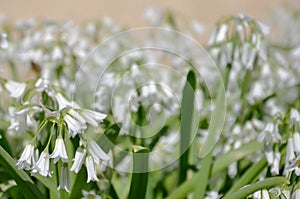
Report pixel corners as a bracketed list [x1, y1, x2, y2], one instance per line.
[50, 138, 68, 163]
[64, 114, 86, 137]
[57, 166, 70, 193]
[87, 140, 110, 164]
[80, 109, 106, 127]
[86, 156, 98, 183]
[81, 190, 101, 199]
[16, 144, 36, 170]
[32, 151, 51, 177]
[5, 80, 26, 98]
[70, 147, 86, 173]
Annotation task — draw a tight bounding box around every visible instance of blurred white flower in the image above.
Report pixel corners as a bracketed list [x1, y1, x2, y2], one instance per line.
[258, 122, 281, 144]
[5, 80, 26, 98]
[81, 190, 101, 199]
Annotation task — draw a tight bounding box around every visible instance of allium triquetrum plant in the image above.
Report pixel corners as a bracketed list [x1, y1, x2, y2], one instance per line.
[0, 6, 300, 199]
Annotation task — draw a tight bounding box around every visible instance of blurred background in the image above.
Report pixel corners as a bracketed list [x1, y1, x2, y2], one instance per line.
[1, 0, 298, 27]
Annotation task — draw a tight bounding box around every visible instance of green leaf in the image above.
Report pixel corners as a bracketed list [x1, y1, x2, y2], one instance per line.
[69, 169, 90, 199]
[224, 157, 267, 196]
[128, 147, 149, 199]
[211, 141, 264, 176]
[0, 129, 12, 156]
[0, 146, 44, 199]
[199, 80, 226, 158]
[192, 76, 226, 199]
[192, 152, 213, 199]
[97, 123, 121, 153]
[222, 177, 289, 199]
[178, 70, 196, 185]
[33, 175, 59, 199]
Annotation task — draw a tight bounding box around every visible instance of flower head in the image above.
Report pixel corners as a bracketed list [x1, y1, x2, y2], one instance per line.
[50, 138, 68, 163]
[57, 166, 70, 193]
[70, 147, 86, 173]
[32, 151, 51, 177]
[87, 140, 110, 164]
[16, 144, 36, 170]
[86, 156, 98, 183]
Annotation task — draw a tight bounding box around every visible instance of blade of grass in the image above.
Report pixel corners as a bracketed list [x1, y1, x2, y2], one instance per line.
[128, 147, 149, 199]
[178, 70, 196, 185]
[224, 157, 267, 196]
[192, 151, 213, 199]
[34, 175, 59, 199]
[211, 141, 264, 176]
[222, 177, 289, 199]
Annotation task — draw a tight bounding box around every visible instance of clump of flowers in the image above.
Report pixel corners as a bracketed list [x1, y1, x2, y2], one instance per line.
[1, 5, 300, 199]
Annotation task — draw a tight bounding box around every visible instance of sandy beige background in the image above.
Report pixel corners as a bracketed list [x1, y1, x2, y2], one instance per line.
[0, 0, 299, 27]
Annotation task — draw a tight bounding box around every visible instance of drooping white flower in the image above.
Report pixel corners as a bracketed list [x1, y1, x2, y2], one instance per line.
[57, 166, 70, 193]
[293, 132, 300, 153]
[35, 78, 54, 96]
[16, 144, 36, 170]
[55, 93, 79, 110]
[216, 24, 228, 43]
[258, 122, 281, 144]
[64, 114, 86, 137]
[261, 190, 270, 199]
[291, 108, 300, 127]
[85, 156, 98, 183]
[292, 189, 300, 199]
[286, 155, 300, 176]
[32, 151, 51, 177]
[270, 152, 281, 176]
[253, 190, 270, 199]
[50, 138, 68, 163]
[87, 140, 110, 164]
[285, 138, 296, 175]
[281, 188, 291, 199]
[5, 80, 26, 99]
[70, 147, 86, 173]
[80, 109, 106, 127]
